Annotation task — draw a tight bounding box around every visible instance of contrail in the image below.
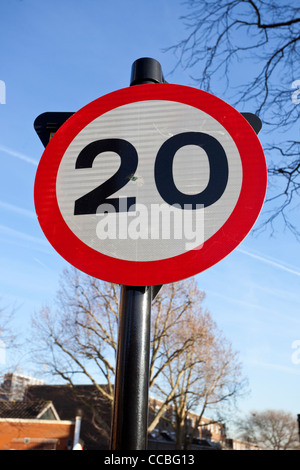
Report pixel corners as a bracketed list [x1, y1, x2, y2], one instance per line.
[0, 201, 36, 218]
[0, 224, 46, 246]
[237, 248, 300, 277]
[0, 144, 38, 166]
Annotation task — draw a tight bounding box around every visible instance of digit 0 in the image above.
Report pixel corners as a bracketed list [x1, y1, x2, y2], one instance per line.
[154, 132, 228, 209]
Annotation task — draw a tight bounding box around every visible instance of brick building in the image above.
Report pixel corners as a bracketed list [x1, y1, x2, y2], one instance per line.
[0, 373, 44, 401]
[225, 438, 263, 451]
[148, 397, 226, 449]
[26, 384, 112, 449]
[0, 382, 261, 450]
[26, 385, 226, 450]
[0, 400, 75, 450]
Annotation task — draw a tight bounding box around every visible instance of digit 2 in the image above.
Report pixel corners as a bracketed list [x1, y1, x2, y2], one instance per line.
[74, 138, 138, 215]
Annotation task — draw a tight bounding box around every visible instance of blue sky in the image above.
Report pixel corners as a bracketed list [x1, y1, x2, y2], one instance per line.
[0, 0, 299, 432]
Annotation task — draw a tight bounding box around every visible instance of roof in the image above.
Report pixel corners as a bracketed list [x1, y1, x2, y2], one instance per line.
[25, 384, 112, 450]
[25, 384, 111, 421]
[0, 399, 58, 420]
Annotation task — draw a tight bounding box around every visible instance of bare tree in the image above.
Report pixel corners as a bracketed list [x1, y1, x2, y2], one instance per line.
[31, 267, 246, 437]
[169, 0, 300, 235]
[237, 409, 300, 450]
[31, 268, 119, 405]
[149, 295, 246, 449]
[0, 306, 17, 361]
[0, 305, 22, 399]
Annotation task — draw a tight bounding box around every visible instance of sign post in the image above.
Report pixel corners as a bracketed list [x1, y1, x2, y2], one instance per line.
[111, 285, 152, 449]
[34, 57, 267, 451]
[110, 58, 165, 450]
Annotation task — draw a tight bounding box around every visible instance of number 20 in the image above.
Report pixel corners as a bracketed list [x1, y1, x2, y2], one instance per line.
[74, 131, 229, 215]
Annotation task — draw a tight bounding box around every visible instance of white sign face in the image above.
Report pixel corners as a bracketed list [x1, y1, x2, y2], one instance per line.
[34, 84, 266, 286]
[56, 100, 242, 262]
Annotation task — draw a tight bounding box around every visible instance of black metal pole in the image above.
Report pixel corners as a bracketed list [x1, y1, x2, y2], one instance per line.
[110, 285, 152, 450]
[110, 58, 164, 451]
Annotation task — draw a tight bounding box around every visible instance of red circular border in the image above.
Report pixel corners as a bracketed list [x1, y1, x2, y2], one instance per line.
[34, 84, 267, 285]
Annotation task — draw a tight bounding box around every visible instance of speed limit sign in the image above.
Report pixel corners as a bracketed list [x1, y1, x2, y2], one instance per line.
[34, 83, 267, 286]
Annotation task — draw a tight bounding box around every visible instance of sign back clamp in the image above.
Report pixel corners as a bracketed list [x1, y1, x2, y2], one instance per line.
[34, 58, 261, 147]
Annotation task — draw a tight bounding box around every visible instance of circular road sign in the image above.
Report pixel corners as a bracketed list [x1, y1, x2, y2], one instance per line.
[34, 84, 267, 286]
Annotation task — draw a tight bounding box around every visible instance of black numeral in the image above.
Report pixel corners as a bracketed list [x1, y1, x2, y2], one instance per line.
[154, 132, 228, 209]
[74, 138, 138, 215]
[74, 133, 228, 215]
